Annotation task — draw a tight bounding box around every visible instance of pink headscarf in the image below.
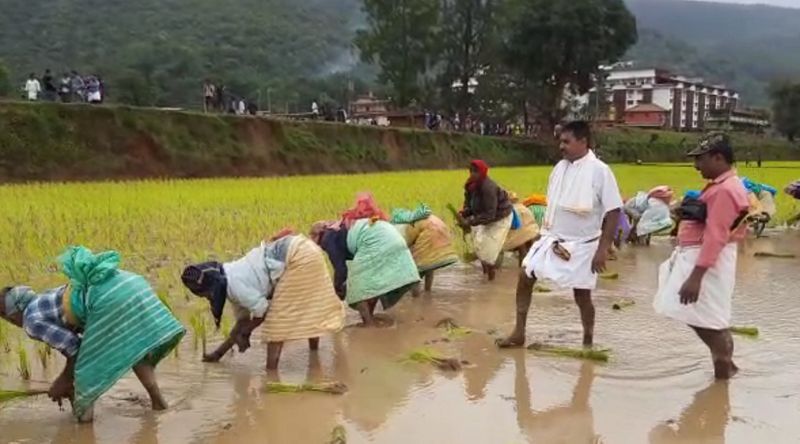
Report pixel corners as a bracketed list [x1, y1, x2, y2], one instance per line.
[648, 186, 674, 205]
[341, 192, 388, 228]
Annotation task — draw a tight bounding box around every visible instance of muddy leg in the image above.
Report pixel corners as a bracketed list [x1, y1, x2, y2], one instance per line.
[424, 272, 434, 292]
[356, 301, 376, 326]
[308, 337, 320, 351]
[691, 326, 738, 379]
[573, 289, 595, 347]
[484, 261, 497, 281]
[133, 363, 167, 410]
[411, 282, 422, 298]
[497, 270, 536, 348]
[266, 341, 284, 370]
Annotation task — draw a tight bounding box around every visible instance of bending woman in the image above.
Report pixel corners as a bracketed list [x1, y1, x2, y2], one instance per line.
[0, 246, 184, 422]
[392, 203, 458, 292]
[457, 160, 513, 280]
[312, 194, 420, 326]
[503, 193, 540, 267]
[181, 231, 345, 370]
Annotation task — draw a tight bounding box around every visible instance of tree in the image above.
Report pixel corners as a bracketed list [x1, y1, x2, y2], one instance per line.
[501, 0, 637, 127]
[437, 0, 500, 115]
[0, 60, 11, 97]
[356, 0, 440, 107]
[770, 81, 800, 142]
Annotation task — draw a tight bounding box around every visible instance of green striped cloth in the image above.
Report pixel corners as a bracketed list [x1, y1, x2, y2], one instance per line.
[390, 203, 432, 225]
[528, 205, 546, 227]
[60, 247, 185, 418]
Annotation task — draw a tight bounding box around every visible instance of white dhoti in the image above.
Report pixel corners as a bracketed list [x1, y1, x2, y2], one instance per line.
[522, 234, 600, 290]
[472, 213, 513, 264]
[653, 244, 737, 330]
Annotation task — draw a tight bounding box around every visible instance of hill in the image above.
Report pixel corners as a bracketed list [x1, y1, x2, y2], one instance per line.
[625, 0, 800, 105]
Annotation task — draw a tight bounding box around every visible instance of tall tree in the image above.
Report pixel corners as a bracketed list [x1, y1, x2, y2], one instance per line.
[438, 0, 499, 116]
[770, 81, 800, 142]
[501, 0, 637, 126]
[356, 0, 440, 107]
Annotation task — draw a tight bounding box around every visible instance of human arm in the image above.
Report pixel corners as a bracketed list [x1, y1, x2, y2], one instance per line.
[203, 316, 265, 361]
[592, 209, 621, 273]
[48, 356, 76, 404]
[467, 182, 498, 226]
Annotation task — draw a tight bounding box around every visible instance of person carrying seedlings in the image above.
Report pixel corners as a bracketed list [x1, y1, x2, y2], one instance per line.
[455, 160, 514, 281]
[503, 193, 540, 267]
[497, 121, 623, 349]
[785, 180, 800, 226]
[311, 193, 420, 327]
[0, 246, 185, 422]
[653, 133, 749, 380]
[181, 230, 345, 370]
[391, 203, 458, 293]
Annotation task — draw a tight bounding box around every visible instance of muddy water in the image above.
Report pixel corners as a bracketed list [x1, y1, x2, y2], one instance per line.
[2, 233, 799, 444]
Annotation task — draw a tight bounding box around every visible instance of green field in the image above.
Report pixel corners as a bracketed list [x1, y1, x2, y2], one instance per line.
[0, 163, 798, 361]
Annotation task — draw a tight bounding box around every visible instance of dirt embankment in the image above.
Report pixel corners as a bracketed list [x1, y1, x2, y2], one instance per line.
[0, 101, 796, 182]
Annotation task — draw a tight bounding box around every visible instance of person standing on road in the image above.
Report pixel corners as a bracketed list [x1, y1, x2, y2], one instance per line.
[653, 133, 749, 380]
[24, 73, 41, 101]
[42, 69, 57, 101]
[497, 121, 622, 349]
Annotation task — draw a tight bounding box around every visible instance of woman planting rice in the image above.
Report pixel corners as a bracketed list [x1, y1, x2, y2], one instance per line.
[456, 160, 513, 281]
[311, 193, 420, 327]
[0, 246, 185, 422]
[503, 193, 540, 267]
[181, 230, 345, 370]
[391, 203, 458, 293]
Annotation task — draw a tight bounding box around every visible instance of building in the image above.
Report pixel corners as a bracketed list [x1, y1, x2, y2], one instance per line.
[587, 68, 742, 131]
[706, 107, 770, 133]
[623, 103, 670, 128]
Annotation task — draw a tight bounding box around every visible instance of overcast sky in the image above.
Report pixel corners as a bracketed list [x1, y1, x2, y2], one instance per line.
[687, 0, 800, 8]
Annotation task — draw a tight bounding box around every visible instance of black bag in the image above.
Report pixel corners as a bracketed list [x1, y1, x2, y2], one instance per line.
[675, 197, 707, 222]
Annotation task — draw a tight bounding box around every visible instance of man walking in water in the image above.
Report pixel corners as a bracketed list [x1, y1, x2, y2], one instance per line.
[654, 133, 749, 379]
[497, 121, 622, 349]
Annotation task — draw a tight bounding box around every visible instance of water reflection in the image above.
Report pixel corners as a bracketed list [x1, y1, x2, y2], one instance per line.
[513, 353, 599, 443]
[649, 382, 730, 444]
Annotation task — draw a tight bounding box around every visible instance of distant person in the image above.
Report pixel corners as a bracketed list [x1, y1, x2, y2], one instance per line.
[203, 79, 216, 113]
[59, 72, 72, 102]
[653, 133, 749, 380]
[216, 83, 226, 112]
[70, 71, 85, 102]
[311, 101, 319, 118]
[98, 76, 106, 103]
[42, 69, 56, 101]
[86, 76, 102, 104]
[237, 98, 246, 115]
[24, 73, 41, 101]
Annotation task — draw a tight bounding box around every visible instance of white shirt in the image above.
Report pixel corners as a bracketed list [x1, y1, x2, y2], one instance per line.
[545, 154, 623, 241]
[223, 244, 273, 320]
[25, 79, 41, 100]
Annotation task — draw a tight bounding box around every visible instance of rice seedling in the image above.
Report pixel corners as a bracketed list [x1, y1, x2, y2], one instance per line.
[265, 381, 348, 395]
[0, 321, 9, 353]
[403, 347, 463, 371]
[534, 285, 552, 293]
[17, 343, 31, 380]
[157, 291, 174, 313]
[35, 343, 52, 370]
[612, 299, 636, 310]
[329, 425, 347, 444]
[435, 318, 472, 339]
[731, 326, 759, 337]
[754, 252, 796, 259]
[0, 389, 48, 403]
[599, 272, 619, 280]
[527, 342, 611, 362]
[189, 310, 209, 355]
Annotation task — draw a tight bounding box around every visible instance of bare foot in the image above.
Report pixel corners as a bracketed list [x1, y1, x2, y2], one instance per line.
[487, 267, 497, 282]
[151, 393, 168, 411]
[308, 337, 320, 351]
[582, 335, 594, 348]
[496, 334, 525, 349]
[714, 360, 739, 380]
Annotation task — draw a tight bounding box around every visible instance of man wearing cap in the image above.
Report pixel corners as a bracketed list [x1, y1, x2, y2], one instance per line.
[654, 133, 750, 380]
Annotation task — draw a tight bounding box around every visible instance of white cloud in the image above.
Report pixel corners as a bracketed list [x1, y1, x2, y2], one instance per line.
[686, 0, 800, 7]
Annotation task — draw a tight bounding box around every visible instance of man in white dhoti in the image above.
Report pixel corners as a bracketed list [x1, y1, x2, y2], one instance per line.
[497, 121, 622, 348]
[653, 133, 749, 379]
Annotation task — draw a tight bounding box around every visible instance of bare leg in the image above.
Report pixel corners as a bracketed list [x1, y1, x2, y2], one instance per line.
[266, 341, 284, 370]
[573, 289, 595, 347]
[308, 337, 320, 351]
[497, 270, 536, 348]
[356, 300, 376, 326]
[133, 363, 167, 410]
[691, 326, 738, 379]
[411, 282, 422, 298]
[483, 261, 497, 281]
[424, 272, 434, 292]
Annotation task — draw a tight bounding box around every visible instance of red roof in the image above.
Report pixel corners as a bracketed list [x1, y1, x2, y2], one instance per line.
[625, 103, 668, 113]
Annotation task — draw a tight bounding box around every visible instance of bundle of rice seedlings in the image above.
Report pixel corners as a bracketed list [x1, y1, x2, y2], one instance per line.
[329, 425, 347, 444]
[754, 252, 796, 259]
[17, 344, 31, 380]
[730, 326, 759, 337]
[189, 311, 208, 355]
[612, 299, 636, 310]
[599, 272, 619, 280]
[403, 347, 463, 371]
[534, 285, 552, 293]
[435, 318, 472, 339]
[0, 389, 47, 403]
[35, 343, 52, 369]
[527, 342, 610, 362]
[265, 381, 348, 395]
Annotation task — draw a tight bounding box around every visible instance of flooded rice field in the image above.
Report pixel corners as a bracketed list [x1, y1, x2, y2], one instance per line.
[2, 232, 799, 444]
